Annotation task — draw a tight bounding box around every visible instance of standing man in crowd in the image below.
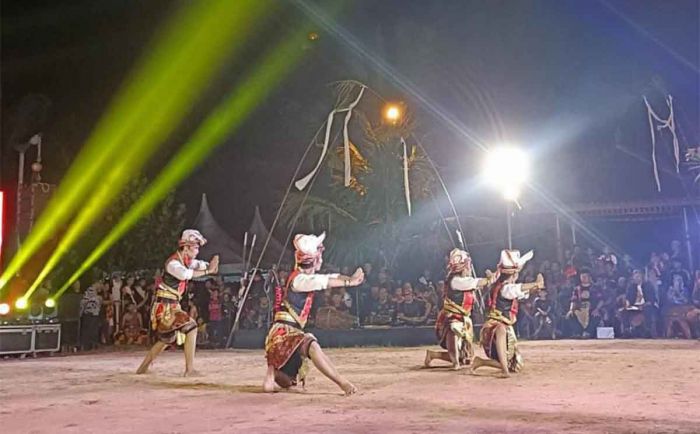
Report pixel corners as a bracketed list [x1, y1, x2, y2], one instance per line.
[137, 229, 218, 376]
[79, 280, 104, 351]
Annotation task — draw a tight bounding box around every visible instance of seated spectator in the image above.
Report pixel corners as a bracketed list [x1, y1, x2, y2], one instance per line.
[255, 297, 271, 329]
[331, 292, 349, 312]
[221, 292, 237, 339]
[623, 269, 659, 338]
[566, 269, 596, 338]
[121, 303, 146, 345]
[533, 288, 556, 339]
[241, 306, 259, 330]
[396, 284, 428, 326]
[517, 298, 535, 339]
[337, 287, 353, 311]
[368, 287, 396, 326]
[667, 273, 690, 306]
[663, 274, 693, 338]
[392, 286, 404, 304]
[417, 284, 438, 325]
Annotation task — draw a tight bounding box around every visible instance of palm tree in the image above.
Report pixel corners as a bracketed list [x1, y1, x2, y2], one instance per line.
[280, 82, 443, 269]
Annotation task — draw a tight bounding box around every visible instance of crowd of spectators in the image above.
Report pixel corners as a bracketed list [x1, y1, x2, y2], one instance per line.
[54, 238, 700, 352]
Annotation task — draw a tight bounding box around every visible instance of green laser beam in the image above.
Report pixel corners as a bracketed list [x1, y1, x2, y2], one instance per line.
[1, 0, 270, 291]
[54, 30, 309, 300]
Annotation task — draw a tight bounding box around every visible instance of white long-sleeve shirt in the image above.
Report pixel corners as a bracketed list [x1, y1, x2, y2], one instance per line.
[500, 283, 527, 300]
[291, 272, 340, 292]
[450, 276, 480, 291]
[166, 258, 209, 281]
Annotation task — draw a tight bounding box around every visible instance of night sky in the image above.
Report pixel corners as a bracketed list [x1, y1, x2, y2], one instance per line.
[2, 0, 698, 252]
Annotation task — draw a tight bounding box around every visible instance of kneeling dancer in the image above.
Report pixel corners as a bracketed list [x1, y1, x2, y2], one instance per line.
[425, 248, 490, 370]
[472, 249, 544, 378]
[263, 232, 363, 395]
[136, 229, 219, 376]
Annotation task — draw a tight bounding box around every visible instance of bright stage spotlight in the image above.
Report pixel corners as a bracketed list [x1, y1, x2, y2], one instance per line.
[0, 302, 9, 315]
[383, 103, 402, 124]
[44, 298, 56, 309]
[15, 298, 28, 310]
[482, 146, 530, 201]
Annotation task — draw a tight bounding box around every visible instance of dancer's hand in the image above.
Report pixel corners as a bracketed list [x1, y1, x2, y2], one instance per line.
[535, 273, 545, 290]
[350, 267, 365, 286]
[209, 255, 220, 274]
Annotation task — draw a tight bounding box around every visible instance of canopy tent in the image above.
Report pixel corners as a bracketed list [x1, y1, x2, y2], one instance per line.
[247, 205, 293, 266]
[192, 194, 244, 264]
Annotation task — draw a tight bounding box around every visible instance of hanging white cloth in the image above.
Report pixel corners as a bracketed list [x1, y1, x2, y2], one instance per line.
[643, 95, 680, 192]
[401, 137, 412, 216]
[295, 86, 366, 191]
[343, 86, 365, 187]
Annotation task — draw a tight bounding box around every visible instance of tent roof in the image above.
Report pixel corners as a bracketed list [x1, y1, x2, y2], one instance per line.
[247, 205, 293, 266]
[192, 194, 243, 264]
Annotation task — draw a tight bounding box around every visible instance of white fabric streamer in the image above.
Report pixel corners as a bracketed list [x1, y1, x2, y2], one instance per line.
[401, 137, 412, 216]
[294, 109, 337, 191]
[295, 86, 366, 191]
[343, 86, 365, 187]
[643, 95, 681, 192]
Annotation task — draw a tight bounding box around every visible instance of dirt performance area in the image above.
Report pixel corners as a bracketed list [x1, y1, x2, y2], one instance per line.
[2, 339, 699, 434]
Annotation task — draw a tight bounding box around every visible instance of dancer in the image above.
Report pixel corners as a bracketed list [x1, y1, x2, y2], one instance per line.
[263, 232, 363, 395]
[136, 229, 219, 376]
[472, 249, 544, 378]
[425, 248, 490, 370]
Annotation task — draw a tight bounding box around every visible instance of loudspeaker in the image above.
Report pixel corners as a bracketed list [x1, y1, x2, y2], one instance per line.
[34, 324, 61, 352]
[0, 325, 34, 354]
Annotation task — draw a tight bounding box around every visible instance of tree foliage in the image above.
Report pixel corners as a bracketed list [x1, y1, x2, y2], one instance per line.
[280, 83, 447, 271]
[61, 176, 186, 280]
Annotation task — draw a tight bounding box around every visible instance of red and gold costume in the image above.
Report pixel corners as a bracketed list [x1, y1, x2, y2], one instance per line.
[480, 250, 533, 373]
[265, 233, 335, 388]
[435, 249, 481, 365]
[150, 232, 208, 345]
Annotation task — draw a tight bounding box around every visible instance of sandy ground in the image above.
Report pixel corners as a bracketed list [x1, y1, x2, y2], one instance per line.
[1, 339, 699, 434]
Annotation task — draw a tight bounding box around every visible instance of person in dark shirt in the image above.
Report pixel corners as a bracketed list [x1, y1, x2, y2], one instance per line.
[369, 287, 396, 325]
[533, 288, 555, 339]
[396, 284, 428, 326]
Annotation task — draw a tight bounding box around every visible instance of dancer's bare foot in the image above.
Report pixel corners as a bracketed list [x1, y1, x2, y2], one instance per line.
[452, 362, 464, 371]
[182, 369, 202, 378]
[424, 351, 432, 368]
[340, 381, 357, 396]
[470, 357, 484, 373]
[498, 370, 511, 379]
[262, 378, 278, 393]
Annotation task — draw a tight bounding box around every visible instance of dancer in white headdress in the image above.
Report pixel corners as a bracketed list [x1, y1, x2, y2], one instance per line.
[136, 229, 219, 376]
[263, 232, 363, 395]
[472, 249, 544, 378]
[424, 248, 490, 370]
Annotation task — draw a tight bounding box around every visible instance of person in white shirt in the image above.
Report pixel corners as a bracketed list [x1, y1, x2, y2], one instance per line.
[263, 232, 363, 395]
[472, 249, 544, 378]
[425, 248, 490, 370]
[136, 229, 219, 376]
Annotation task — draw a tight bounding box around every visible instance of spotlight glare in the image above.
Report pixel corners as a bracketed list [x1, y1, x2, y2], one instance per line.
[384, 104, 401, 123]
[45, 298, 56, 308]
[482, 146, 530, 201]
[15, 298, 28, 310]
[0, 303, 9, 315]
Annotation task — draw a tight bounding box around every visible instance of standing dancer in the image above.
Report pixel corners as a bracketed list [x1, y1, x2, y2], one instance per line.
[263, 232, 363, 395]
[424, 248, 490, 370]
[136, 229, 219, 376]
[472, 249, 544, 378]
